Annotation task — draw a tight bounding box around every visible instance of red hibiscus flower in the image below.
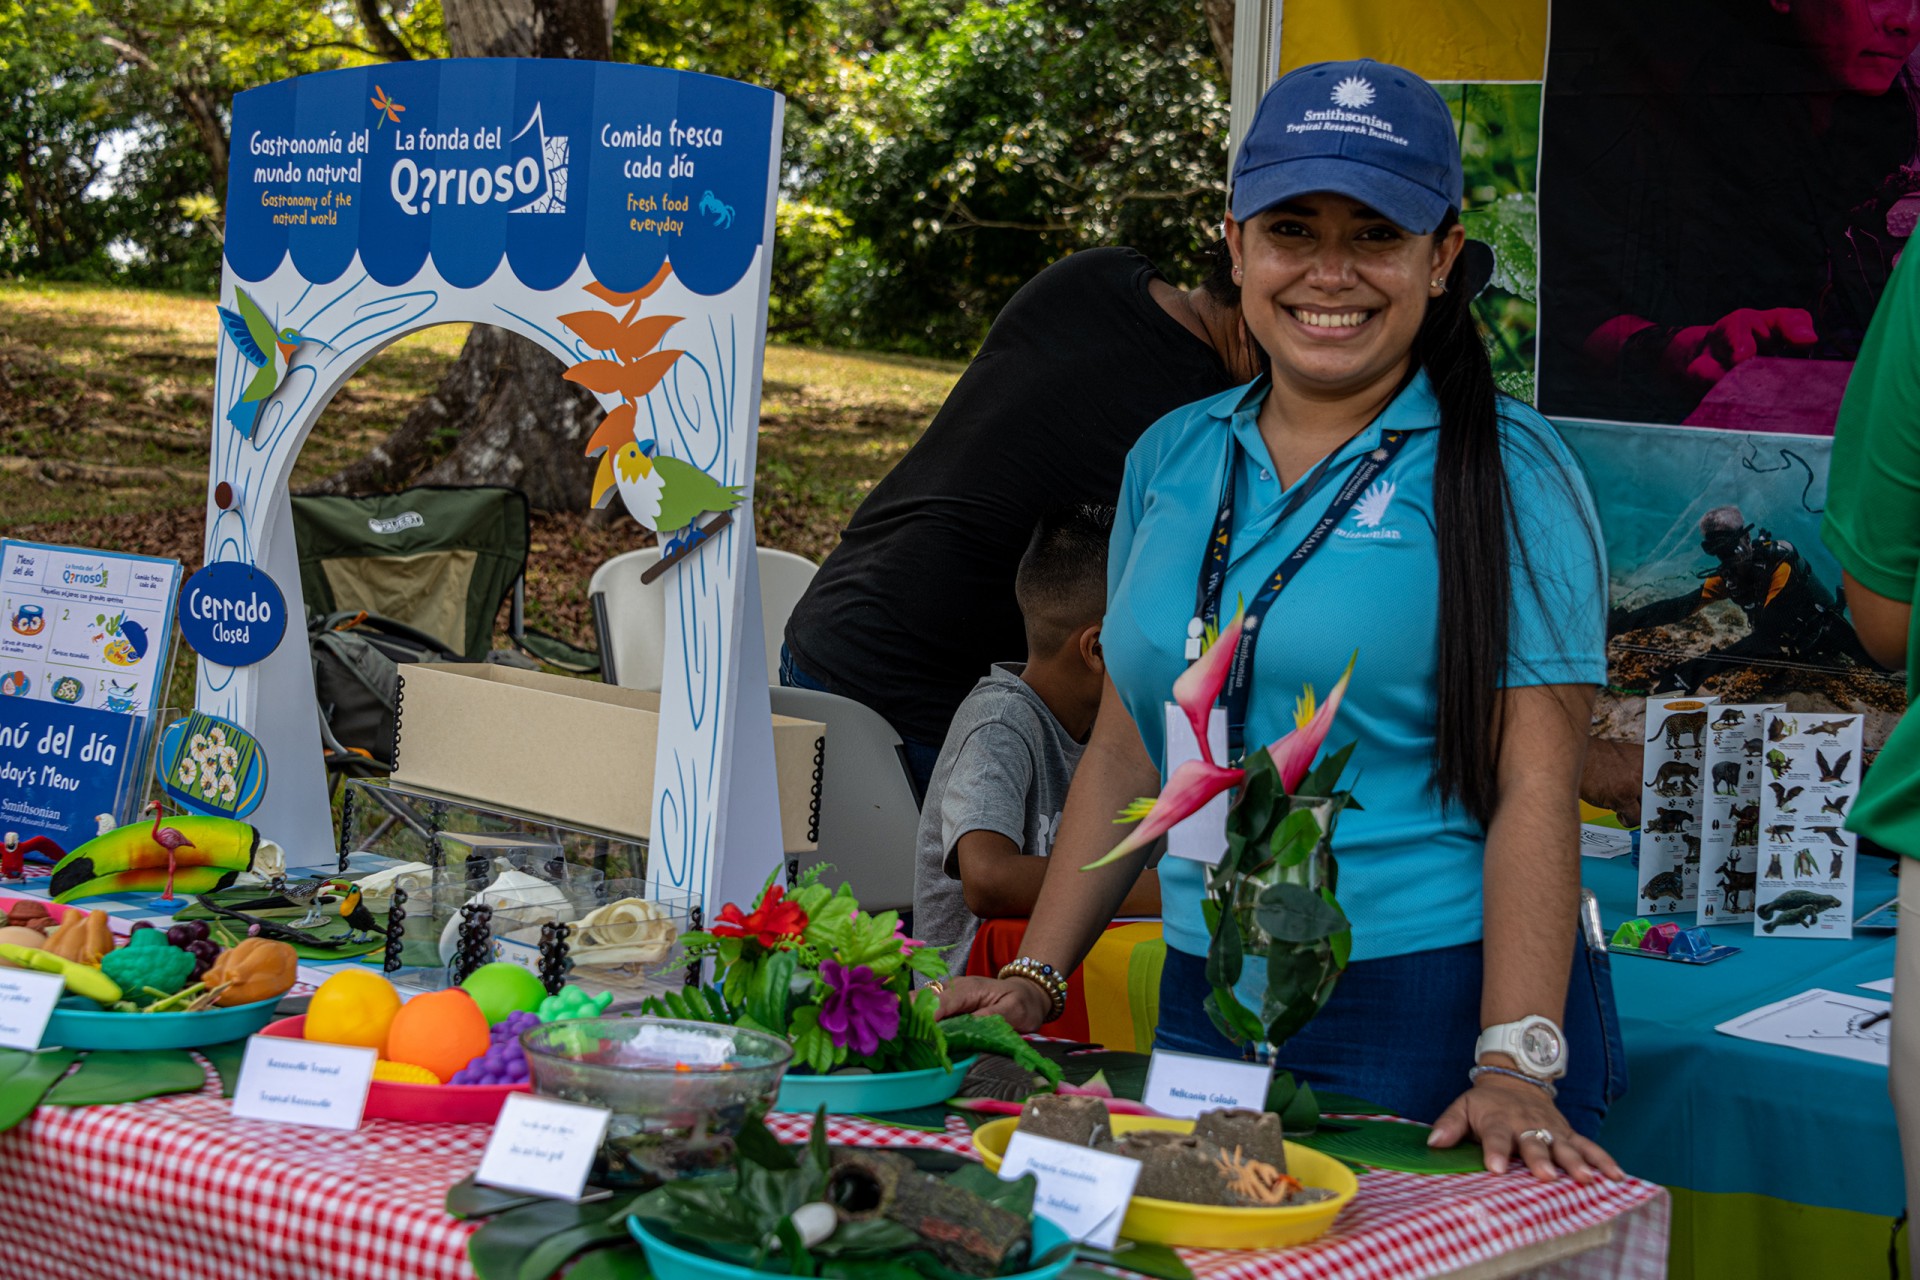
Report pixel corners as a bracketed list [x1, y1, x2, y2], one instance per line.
[710, 884, 809, 947]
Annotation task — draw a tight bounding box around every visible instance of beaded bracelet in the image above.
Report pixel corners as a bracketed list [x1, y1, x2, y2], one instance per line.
[1468, 1064, 1558, 1100]
[998, 956, 1069, 1022]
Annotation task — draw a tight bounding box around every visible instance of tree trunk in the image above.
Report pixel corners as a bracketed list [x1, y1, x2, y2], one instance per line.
[354, 0, 416, 62]
[328, 0, 616, 510]
[1201, 0, 1233, 82]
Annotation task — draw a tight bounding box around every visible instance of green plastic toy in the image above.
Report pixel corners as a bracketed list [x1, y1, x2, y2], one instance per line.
[536, 984, 614, 1024]
[1610, 918, 1653, 949]
[100, 929, 195, 1004]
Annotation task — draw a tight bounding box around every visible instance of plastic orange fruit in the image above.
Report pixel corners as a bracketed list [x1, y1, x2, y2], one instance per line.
[384, 988, 491, 1083]
[305, 969, 401, 1053]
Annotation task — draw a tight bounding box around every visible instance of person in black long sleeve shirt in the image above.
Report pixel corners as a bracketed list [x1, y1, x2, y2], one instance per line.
[783, 247, 1256, 794]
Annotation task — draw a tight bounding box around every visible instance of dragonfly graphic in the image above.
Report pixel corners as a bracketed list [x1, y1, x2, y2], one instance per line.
[370, 85, 405, 128]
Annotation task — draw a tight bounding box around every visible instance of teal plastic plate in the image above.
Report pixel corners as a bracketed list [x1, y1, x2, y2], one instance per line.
[629, 1210, 1073, 1280]
[43, 996, 281, 1051]
[772, 1057, 975, 1114]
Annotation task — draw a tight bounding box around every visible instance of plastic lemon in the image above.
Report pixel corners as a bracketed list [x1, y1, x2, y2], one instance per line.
[305, 969, 402, 1053]
[460, 961, 547, 1025]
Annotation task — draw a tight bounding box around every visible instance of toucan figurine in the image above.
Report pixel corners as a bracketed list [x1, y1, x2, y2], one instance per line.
[333, 884, 387, 944]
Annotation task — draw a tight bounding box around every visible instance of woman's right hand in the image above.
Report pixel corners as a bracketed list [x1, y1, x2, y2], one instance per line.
[1664, 307, 1818, 391]
[935, 976, 1050, 1031]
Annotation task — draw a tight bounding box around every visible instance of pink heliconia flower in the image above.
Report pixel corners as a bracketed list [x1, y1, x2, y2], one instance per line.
[1169, 610, 1245, 767]
[1084, 757, 1244, 871]
[1264, 655, 1356, 794]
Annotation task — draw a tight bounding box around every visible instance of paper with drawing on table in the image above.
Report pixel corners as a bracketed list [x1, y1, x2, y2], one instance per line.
[1715, 988, 1890, 1066]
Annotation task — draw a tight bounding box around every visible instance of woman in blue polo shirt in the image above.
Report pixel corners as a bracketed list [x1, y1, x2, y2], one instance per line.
[940, 59, 1623, 1185]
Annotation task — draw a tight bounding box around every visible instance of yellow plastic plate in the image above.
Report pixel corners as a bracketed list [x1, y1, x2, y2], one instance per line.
[972, 1114, 1358, 1250]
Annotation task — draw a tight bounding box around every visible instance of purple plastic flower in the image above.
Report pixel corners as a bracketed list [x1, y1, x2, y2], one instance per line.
[817, 960, 899, 1057]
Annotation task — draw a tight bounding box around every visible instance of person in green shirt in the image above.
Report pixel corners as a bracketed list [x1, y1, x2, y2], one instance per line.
[1823, 244, 1920, 1275]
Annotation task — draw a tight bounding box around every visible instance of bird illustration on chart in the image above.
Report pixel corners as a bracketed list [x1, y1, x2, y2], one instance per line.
[216, 287, 331, 437]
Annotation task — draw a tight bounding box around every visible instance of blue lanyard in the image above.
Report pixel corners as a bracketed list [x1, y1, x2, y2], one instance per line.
[1191, 427, 1410, 761]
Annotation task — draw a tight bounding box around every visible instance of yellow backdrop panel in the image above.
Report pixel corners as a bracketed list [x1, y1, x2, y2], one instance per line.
[1279, 0, 1548, 84]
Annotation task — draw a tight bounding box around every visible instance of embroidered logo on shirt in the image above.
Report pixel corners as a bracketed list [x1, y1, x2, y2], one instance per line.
[1337, 479, 1402, 540]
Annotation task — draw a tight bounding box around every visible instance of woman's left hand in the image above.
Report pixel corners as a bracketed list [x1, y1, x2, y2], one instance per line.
[1427, 1073, 1626, 1184]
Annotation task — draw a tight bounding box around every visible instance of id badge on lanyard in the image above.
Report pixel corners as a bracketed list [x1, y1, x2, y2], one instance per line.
[1162, 702, 1229, 865]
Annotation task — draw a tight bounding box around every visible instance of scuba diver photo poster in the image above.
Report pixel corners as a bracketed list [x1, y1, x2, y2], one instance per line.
[1274, 0, 1910, 769]
[1533, 0, 1913, 754]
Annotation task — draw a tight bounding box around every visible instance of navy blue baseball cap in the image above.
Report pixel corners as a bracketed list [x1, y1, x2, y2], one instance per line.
[1232, 59, 1463, 234]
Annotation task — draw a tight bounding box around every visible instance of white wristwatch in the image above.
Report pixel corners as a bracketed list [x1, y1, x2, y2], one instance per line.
[1474, 1016, 1568, 1081]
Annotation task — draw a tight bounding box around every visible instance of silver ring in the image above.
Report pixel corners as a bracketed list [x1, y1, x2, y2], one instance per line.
[1519, 1128, 1555, 1147]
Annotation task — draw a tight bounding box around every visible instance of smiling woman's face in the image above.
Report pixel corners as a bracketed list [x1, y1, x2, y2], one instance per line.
[1783, 0, 1920, 95]
[1226, 193, 1464, 402]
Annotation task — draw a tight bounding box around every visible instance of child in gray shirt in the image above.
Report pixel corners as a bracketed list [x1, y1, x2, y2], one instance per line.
[913, 505, 1160, 968]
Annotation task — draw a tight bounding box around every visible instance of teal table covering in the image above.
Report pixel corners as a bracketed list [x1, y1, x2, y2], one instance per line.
[1586, 854, 1907, 1277]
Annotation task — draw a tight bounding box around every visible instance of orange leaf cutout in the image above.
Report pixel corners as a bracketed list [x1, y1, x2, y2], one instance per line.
[585, 402, 637, 457]
[563, 359, 630, 395]
[559, 310, 626, 351]
[617, 349, 684, 400]
[613, 315, 684, 363]
[583, 264, 671, 309]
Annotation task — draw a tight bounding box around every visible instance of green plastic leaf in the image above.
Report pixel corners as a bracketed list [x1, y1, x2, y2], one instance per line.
[788, 1005, 840, 1075]
[1204, 899, 1242, 990]
[735, 1112, 801, 1171]
[445, 1175, 549, 1221]
[0, 1049, 77, 1131]
[750, 950, 797, 1034]
[1316, 1091, 1391, 1116]
[198, 1038, 250, 1099]
[1293, 741, 1356, 801]
[939, 1014, 1060, 1086]
[467, 1196, 640, 1280]
[1077, 1240, 1195, 1280]
[564, 1246, 654, 1280]
[1254, 883, 1349, 945]
[1056, 1051, 1150, 1101]
[44, 1049, 204, 1106]
[947, 1164, 1037, 1219]
[1281, 1079, 1321, 1133]
[1205, 986, 1263, 1044]
[1296, 1118, 1486, 1174]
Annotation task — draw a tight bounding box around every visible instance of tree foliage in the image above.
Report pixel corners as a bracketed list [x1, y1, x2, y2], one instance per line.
[9, 0, 1229, 354]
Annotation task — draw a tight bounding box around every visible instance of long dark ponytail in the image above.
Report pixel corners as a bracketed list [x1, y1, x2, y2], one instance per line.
[1419, 214, 1520, 827]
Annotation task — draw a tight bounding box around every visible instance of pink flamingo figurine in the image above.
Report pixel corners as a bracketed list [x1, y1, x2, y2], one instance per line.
[147, 801, 196, 900]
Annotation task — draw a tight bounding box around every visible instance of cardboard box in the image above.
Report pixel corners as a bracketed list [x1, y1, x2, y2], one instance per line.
[393, 664, 822, 852]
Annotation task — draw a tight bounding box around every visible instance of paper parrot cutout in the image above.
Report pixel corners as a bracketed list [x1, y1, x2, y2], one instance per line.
[568, 269, 744, 556]
[216, 288, 332, 437]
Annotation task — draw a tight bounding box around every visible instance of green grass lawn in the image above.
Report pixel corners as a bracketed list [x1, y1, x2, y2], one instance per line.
[0, 279, 963, 663]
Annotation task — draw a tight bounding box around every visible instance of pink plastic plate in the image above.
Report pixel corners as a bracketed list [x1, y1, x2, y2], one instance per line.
[260, 1015, 529, 1123]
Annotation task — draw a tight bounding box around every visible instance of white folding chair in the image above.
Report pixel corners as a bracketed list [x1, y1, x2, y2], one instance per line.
[770, 686, 922, 913]
[591, 545, 818, 691]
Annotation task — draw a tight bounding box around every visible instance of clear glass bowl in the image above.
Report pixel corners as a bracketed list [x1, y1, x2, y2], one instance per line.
[521, 1017, 793, 1189]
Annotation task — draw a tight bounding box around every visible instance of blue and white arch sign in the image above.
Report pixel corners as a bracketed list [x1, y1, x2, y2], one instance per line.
[201, 59, 791, 915]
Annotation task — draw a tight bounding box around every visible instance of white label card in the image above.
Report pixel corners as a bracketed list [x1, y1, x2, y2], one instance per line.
[1141, 1048, 1275, 1119]
[0, 970, 65, 1050]
[1163, 703, 1228, 865]
[476, 1092, 613, 1201]
[230, 1035, 376, 1130]
[633, 1023, 729, 1066]
[999, 1131, 1141, 1249]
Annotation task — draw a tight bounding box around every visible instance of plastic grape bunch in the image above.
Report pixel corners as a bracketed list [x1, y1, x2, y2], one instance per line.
[451, 1010, 540, 1085]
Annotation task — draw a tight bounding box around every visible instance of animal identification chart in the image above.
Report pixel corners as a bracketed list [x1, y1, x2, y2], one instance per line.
[1696, 703, 1779, 926]
[0, 541, 181, 716]
[1754, 712, 1863, 939]
[1716, 988, 1890, 1066]
[1639, 696, 1714, 917]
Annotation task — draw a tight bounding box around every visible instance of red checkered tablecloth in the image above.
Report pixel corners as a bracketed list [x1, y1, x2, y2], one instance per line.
[0, 1077, 1666, 1280]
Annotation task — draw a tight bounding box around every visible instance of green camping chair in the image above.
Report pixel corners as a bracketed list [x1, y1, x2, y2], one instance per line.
[290, 485, 597, 670]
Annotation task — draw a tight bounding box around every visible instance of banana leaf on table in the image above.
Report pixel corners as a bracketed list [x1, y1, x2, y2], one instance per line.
[0, 1039, 247, 1128]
